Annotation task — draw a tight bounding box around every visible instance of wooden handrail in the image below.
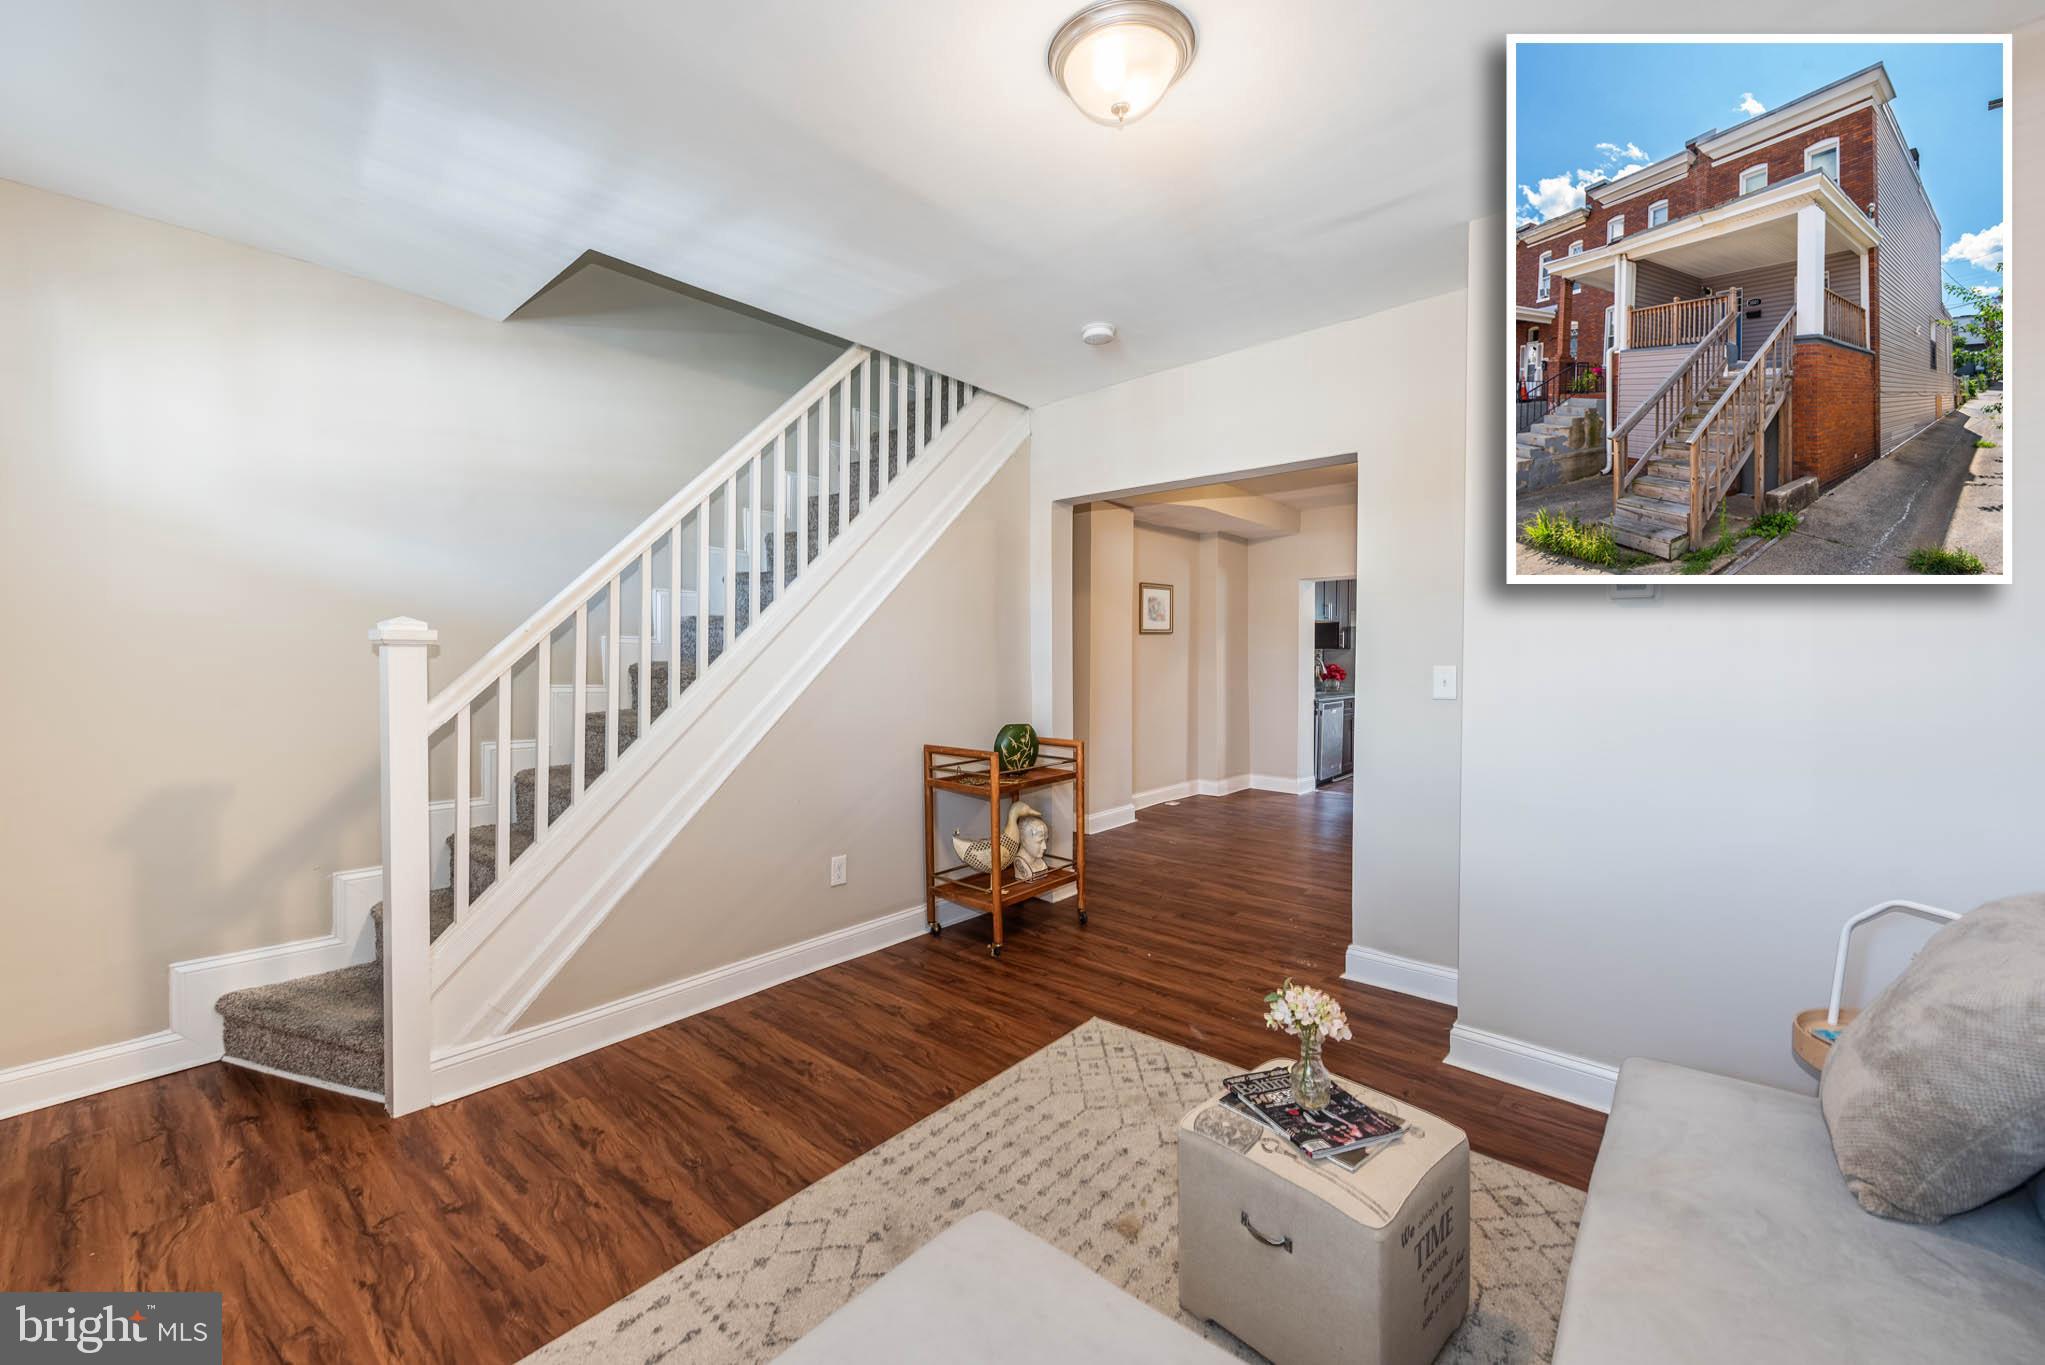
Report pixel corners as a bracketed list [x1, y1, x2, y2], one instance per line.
[1629, 291, 1736, 350]
[1685, 307, 1799, 540]
[1610, 293, 1741, 501]
[1824, 289, 1867, 347]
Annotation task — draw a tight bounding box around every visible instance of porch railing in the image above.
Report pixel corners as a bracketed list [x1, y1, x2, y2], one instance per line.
[1686, 307, 1798, 541]
[1630, 291, 1737, 349]
[1610, 294, 1741, 501]
[1824, 290, 1867, 347]
[1515, 361, 1600, 434]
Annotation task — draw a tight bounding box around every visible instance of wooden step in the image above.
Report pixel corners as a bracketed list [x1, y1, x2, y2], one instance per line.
[1630, 472, 1690, 504]
[1609, 509, 1688, 559]
[1617, 494, 1688, 531]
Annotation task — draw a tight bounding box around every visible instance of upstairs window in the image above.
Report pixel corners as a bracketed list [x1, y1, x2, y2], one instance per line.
[1647, 200, 1670, 228]
[1805, 138, 1841, 184]
[1537, 250, 1552, 301]
[1739, 165, 1769, 196]
[1607, 216, 1624, 243]
[1569, 240, 1583, 292]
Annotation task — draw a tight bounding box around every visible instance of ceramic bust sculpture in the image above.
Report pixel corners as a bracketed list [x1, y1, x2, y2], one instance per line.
[1013, 810, 1051, 878]
[953, 801, 1045, 875]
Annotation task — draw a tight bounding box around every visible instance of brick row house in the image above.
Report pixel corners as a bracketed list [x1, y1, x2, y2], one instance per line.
[1516, 64, 1957, 557]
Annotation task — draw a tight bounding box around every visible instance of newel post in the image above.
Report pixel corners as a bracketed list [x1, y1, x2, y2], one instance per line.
[370, 616, 437, 1116]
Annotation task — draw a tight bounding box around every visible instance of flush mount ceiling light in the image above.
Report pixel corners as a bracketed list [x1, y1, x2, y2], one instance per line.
[1047, 1, 1198, 128]
[1080, 321, 1118, 346]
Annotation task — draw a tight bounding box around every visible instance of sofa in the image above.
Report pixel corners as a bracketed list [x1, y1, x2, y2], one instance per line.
[1552, 1058, 2045, 1364]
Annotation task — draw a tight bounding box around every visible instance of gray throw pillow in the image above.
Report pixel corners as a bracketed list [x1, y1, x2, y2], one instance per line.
[1820, 894, 2045, 1223]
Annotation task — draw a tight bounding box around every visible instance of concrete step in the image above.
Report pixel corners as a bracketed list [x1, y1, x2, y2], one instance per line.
[1517, 430, 1570, 452]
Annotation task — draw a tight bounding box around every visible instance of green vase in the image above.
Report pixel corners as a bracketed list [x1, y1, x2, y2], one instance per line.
[994, 722, 1039, 772]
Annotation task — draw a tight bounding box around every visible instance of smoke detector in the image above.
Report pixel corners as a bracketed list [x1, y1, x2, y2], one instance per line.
[1080, 321, 1118, 346]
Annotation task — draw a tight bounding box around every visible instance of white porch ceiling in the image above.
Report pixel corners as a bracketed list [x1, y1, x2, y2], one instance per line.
[2, 2, 2030, 406]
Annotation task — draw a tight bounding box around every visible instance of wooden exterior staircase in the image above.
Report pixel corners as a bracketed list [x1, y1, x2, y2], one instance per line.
[1608, 292, 1797, 558]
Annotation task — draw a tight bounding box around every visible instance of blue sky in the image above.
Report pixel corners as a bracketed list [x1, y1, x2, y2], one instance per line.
[1514, 41, 2006, 298]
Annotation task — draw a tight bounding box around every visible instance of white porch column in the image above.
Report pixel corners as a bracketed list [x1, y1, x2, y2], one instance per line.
[1796, 203, 1827, 337]
[1858, 248, 1872, 346]
[1610, 255, 1634, 350]
[371, 616, 437, 1116]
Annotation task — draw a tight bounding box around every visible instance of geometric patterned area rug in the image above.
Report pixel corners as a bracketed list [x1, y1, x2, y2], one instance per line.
[525, 1018, 1584, 1364]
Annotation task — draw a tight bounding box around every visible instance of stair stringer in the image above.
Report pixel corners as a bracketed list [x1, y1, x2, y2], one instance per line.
[428, 397, 1030, 1061]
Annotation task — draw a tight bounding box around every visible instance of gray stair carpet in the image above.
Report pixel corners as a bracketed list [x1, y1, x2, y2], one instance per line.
[210, 407, 948, 1100]
[216, 891, 454, 1096]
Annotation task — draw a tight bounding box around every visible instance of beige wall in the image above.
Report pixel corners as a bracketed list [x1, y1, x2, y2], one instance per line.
[1192, 534, 1251, 786]
[1030, 290, 1468, 971]
[522, 447, 1033, 1021]
[1080, 505, 1136, 814]
[0, 178, 843, 1067]
[1247, 504, 1360, 780]
[1132, 525, 1201, 798]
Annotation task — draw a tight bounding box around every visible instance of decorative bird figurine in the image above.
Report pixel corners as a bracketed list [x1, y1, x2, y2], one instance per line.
[953, 802, 1041, 875]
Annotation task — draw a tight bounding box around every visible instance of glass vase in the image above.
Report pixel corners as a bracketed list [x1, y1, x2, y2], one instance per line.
[1290, 1028, 1333, 1109]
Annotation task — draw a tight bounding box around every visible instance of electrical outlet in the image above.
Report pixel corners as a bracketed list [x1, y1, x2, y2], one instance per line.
[829, 854, 847, 887]
[1432, 665, 1458, 700]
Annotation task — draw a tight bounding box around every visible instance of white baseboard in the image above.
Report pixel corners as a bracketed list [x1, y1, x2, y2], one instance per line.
[0, 1030, 214, 1122]
[1249, 774, 1316, 796]
[1131, 781, 1193, 809]
[1085, 804, 1137, 834]
[1195, 775, 1252, 798]
[169, 867, 383, 1056]
[1445, 1023, 1618, 1113]
[431, 899, 979, 1104]
[1342, 944, 1459, 1006]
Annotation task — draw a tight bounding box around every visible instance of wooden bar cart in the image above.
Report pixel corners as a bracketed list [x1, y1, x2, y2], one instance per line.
[922, 738, 1086, 957]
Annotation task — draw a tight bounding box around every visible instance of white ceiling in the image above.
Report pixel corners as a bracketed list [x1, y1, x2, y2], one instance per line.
[3, 3, 2031, 406]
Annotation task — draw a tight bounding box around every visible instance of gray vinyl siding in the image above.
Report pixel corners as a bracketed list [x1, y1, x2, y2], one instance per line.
[1634, 260, 1703, 308]
[1615, 346, 1688, 432]
[1699, 253, 1864, 361]
[1874, 112, 1949, 451]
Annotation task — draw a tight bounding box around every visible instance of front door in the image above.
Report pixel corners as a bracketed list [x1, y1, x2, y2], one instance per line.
[1520, 335, 1544, 390]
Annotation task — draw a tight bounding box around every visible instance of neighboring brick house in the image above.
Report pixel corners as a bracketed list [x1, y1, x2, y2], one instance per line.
[1522, 63, 1957, 558]
[1515, 208, 1611, 400]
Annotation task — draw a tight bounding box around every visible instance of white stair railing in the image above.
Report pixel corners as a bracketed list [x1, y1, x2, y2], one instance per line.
[372, 345, 979, 1113]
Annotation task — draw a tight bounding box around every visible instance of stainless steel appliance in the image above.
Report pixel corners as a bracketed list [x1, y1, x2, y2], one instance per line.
[1315, 696, 1354, 784]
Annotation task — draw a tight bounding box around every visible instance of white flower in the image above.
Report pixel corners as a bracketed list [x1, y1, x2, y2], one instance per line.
[1262, 980, 1352, 1042]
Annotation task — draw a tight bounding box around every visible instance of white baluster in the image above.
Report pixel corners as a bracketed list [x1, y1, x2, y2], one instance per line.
[879, 355, 894, 491]
[605, 580, 620, 771]
[773, 429, 787, 603]
[637, 545, 652, 739]
[454, 703, 471, 914]
[370, 617, 435, 1116]
[695, 503, 710, 674]
[571, 605, 587, 799]
[836, 380, 851, 531]
[723, 476, 737, 645]
[796, 415, 809, 574]
[533, 629, 550, 843]
[667, 522, 681, 711]
[919, 366, 932, 452]
[748, 453, 762, 630]
[903, 366, 920, 466]
[494, 673, 511, 883]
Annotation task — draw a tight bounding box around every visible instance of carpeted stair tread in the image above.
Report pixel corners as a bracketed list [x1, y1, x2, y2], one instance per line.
[217, 961, 386, 1094]
[369, 893, 457, 961]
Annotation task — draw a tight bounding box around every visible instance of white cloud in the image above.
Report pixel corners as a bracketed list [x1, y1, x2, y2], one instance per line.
[1519, 170, 1591, 221]
[1595, 140, 1648, 162]
[1943, 222, 2006, 269]
[1738, 92, 1766, 117]
[1518, 136, 1654, 221]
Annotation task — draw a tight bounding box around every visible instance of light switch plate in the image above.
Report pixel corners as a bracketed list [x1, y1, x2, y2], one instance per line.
[829, 854, 848, 886]
[1432, 665, 1458, 700]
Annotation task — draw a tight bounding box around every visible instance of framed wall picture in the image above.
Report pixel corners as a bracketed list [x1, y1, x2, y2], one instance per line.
[1138, 582, 1175, 634]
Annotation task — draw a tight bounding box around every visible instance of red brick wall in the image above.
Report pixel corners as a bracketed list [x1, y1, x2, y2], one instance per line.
[1515, 235, 1611, 388]
[1790, 339, 1878, 484]
[1694, 109, 1876, 213]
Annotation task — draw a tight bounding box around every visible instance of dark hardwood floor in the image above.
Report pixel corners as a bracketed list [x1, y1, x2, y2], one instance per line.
[0, 783, 1603, 1363]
